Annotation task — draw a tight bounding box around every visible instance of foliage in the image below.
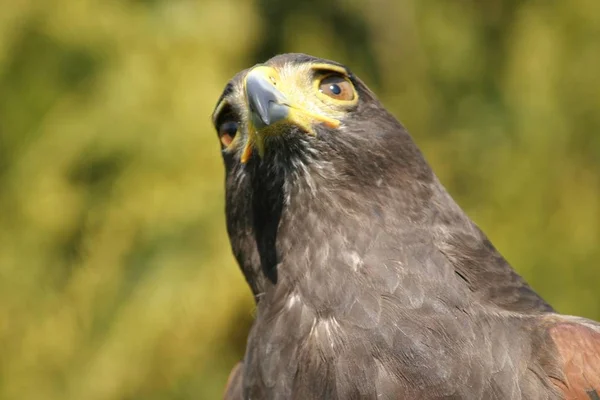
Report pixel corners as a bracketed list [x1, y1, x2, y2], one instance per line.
[0, 1, 598, 399]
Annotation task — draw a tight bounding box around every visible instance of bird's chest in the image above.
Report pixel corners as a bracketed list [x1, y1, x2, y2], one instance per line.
[242, 294, 357, 399]
[241, 290, 493, 400]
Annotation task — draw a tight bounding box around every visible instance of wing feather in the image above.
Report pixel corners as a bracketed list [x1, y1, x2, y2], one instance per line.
[548, 319, 600, 399]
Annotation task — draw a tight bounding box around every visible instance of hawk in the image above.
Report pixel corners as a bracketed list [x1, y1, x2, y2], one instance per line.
[212, 53, 600, 399]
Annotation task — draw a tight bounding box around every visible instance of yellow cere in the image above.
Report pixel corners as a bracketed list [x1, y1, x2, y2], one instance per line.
[239, 64, 345, 163]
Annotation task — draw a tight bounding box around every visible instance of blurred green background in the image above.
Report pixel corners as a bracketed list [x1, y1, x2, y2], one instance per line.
[0, 0, 599, 399]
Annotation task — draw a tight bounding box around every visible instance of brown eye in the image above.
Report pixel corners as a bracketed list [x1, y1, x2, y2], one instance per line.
[319, 75, 354, 101]
[218, 121, 238, 147]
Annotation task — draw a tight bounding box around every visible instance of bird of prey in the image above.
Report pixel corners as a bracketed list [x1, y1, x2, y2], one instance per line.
[212, 53, 600, 399]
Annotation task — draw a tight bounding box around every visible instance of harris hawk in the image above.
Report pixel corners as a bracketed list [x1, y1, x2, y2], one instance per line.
[212, 53, 600, 399]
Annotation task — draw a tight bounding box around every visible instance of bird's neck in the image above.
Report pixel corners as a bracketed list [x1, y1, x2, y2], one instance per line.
[247, 159, 449, 306]
[230, 149, 552, 314]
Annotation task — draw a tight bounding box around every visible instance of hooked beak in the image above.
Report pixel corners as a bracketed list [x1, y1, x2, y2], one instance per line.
[245, 68, 290, 129]
[241, 66, 340, 163]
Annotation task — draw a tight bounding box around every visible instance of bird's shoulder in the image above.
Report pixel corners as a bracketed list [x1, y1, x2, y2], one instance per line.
[540, 314, 600, 399]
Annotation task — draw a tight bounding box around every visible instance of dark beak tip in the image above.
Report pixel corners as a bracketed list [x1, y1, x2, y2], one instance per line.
[261, 112, 271, 126]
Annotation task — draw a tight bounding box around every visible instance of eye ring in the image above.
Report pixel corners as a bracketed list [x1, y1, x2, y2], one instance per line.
[218, 120, 238, 148]
[318, 74, 355, 102]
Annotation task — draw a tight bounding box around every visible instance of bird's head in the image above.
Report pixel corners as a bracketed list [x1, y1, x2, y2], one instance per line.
[211, 53, 430, 189]
[212, 54, 441, 289]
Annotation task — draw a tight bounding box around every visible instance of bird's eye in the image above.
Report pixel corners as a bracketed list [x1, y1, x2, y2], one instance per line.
[319, 75, 354, 101]
[218, 121, 238, 147]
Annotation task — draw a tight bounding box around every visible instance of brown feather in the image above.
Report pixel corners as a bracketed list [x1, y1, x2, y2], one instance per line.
[548, 321, 600, 399]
